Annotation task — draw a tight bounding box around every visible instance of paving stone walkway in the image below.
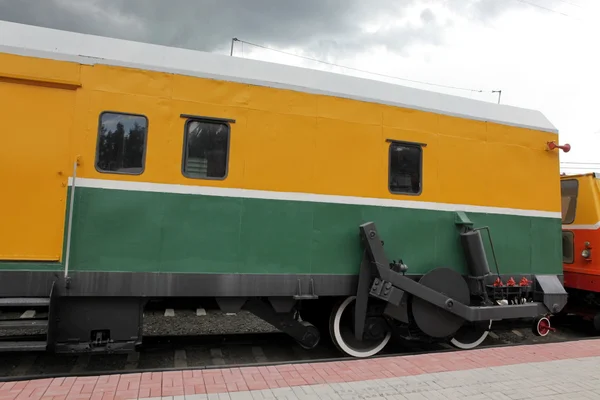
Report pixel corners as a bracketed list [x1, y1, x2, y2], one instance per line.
[2, 339, 600, 400]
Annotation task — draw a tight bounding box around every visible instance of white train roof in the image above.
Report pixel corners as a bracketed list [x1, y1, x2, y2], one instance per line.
[0, 20, 558, 134]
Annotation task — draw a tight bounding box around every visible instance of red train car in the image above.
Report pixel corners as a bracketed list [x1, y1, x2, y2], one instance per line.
[561, 173, 600, 328]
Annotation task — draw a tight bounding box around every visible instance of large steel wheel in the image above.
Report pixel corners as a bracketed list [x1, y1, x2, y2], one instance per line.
[410, 268, 470, 339]
[329, 296, 391, 358]
[450, 320, 492, 350]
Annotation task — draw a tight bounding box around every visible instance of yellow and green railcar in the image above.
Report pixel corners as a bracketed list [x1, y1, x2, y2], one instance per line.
[0, 21, 568, 356]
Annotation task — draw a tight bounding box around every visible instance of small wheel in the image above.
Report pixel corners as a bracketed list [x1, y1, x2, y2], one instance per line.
[533, 316, 551, 337]
[329, 296, 391, 358]
[593, 313, 600, 332]
[295, 321, 320, 350]
[450, 320, 492, 350]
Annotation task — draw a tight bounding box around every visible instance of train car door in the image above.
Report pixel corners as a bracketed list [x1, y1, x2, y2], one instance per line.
[0, 77, 76, 262]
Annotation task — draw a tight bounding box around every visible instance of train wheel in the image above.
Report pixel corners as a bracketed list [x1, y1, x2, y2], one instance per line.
[532, 316, 552, 337]
[329, 296, 391, 358]
[449, 320, 492, 350]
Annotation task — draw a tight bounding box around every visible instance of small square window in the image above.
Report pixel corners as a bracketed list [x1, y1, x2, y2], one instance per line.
[182, 119, 230, 180]
[560, 179, 578, 224]
[95, 112, 148, 174]
[389, 142, 422, 195]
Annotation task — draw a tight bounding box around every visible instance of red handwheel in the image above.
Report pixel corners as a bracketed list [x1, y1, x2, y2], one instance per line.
[532, 316, 554, 337]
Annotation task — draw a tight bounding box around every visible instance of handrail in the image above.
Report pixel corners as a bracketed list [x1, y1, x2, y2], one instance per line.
[63, 159, 78, 281]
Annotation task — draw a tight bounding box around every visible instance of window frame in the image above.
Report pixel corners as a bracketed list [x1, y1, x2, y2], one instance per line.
[562, 230, 575, 264]
[94, 110, 149, 176]
[180, 114, 234, 181]
[560, 178, 579, 225]
[387, 139, 425, 196]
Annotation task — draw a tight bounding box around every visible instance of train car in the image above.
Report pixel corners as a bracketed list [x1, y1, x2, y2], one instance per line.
[0, 21, 569, 357]
[560, 172, 600, 328]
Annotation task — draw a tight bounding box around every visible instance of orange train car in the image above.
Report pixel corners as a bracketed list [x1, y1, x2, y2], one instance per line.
[561, 173, 600, 328]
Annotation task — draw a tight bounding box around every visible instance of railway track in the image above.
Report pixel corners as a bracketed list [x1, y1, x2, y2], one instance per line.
[0, 311, 597, 382]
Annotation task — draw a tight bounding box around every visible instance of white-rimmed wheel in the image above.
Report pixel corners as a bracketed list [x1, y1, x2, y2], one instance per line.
[450, 320, 493, 350]
[328, 296, 391, 358]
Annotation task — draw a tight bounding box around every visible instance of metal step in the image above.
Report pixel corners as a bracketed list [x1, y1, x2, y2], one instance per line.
[0, 319, 48, 329]
[0, 298, 50, 307]
[0, 341, 47, 352]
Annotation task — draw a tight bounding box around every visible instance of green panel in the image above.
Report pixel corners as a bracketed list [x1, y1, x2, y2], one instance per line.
[311, 203, 363, 275]
[0, 186, 563, 277]
[530, 216, 563, 274]
[69, 188, 164, 272]
[468, 213, 532, 276]
[159, 192, 243, 273]
[240, 198, 314, 274]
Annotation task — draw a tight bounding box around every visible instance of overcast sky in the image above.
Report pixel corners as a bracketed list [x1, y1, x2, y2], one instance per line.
[1, 0, 597, 172]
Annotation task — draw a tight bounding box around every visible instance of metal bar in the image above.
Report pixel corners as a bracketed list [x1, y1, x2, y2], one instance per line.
[180, 114, 236, 124]
[385, 139, 427, 147]
[230, 38, 238, 56]
[64, 160, 77, 279]
[353, 252, 371, 340]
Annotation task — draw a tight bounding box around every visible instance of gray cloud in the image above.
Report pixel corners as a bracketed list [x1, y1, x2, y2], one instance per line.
[0, 0, 532, 58]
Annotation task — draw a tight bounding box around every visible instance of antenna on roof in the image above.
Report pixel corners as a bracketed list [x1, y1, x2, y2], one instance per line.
[230, 38, 239, 56]
[492, 90, 502, 104]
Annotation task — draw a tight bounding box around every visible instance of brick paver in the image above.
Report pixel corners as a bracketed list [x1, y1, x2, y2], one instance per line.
[1, 339, 600, 400]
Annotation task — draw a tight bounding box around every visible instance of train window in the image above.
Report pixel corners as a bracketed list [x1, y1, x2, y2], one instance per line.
[182, 119, 230, 180]
[561, 179, 578, 224]
[562, 231, 574, 264]
[388, 141, 422, 195]
[95, 112, 148, 175]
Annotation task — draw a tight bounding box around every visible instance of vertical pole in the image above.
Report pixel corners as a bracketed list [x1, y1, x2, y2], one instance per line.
[492, 90, 502, 104]
[64, 159, 78, 280]
[230, 38, 237, 56]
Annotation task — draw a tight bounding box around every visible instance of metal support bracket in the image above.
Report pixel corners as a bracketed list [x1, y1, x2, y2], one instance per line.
[244, 299, 320, 349]
[454, 211, 474, 228]
[358, 221, 567, 323]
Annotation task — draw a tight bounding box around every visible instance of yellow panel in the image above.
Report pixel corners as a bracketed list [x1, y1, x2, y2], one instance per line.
[0, 52, 81, 86]
[81, 64, 173, 99]
[382, 106, 439, 133]
[313, 118, 383, 198]
[436, 135, 489, 206]
[248, 85, 317, 117]
[0, 80, 74, 261]
[485, 143, 559, 212]
[317, 96, 382, 126]
[171, 74, 250, 107]
[241, 110, 316, 192]
[438, 115, 487, 142]
[486, 122, 555, 149]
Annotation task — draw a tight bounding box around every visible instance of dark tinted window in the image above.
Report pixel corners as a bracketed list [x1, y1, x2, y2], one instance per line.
[562, 231, 574, 264]
[561, 179, 578, 224]
[182, 119, 229, 180]
[96, 112, 147, 174]
[389, 142, 422, 195]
